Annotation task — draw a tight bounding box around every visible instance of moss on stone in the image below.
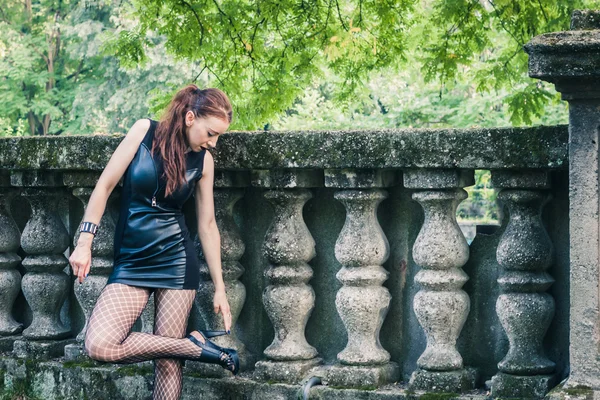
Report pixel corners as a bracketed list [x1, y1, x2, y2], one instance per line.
[115, 365, 153, 376]
[0, 377, 41, 400]
[183, 370, 204, 379]
[62, 359, 98, 369]
[564, 385, 594, 396]
[418, 393, 459, 400]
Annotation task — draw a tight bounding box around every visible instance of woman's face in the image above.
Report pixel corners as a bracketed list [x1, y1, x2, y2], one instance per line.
[184, 111, 229, 152]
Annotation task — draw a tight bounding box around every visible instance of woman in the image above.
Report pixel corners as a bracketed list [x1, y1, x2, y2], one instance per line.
[68, 85, 238, 400]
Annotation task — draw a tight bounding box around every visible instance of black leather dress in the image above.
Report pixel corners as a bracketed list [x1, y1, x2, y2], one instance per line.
[107, 119, 206, 290]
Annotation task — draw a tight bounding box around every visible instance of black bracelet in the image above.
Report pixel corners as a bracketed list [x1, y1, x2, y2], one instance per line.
[80, 221, 99, 236]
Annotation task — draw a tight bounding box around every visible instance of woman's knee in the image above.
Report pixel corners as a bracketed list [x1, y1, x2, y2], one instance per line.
[84, 335, 117, 362]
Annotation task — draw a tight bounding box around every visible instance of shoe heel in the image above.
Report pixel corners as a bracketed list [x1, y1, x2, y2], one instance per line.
[228, 348, 240, 375]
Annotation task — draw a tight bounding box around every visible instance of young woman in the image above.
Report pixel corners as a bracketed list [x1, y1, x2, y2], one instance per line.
[68, 85, 238, 400]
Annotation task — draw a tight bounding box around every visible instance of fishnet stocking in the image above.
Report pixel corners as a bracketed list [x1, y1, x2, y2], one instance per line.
[84, 283, 203, 364]
[152, 288, 196, 400]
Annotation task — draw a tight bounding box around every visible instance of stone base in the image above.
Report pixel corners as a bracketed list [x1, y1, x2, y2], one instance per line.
[0, 335, 20, 353]
[325, 362, 400, 389]
[409, 367, 477, 393]
[491, 372, 558, 399]
[63, 343, 85, 361]
[254, 358, 322, 384]
[185, 360, 234, 379]
[0, 356, 493, 400]
[546, 380, 598, 400]
[13, 338, 76, 360]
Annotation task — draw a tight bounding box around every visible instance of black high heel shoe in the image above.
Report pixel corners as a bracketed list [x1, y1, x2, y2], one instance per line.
[187, 332, 239, 375]
[197, 330, 229, 352]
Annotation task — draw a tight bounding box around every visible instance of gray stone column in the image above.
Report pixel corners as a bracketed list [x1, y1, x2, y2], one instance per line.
[490, 170, 556, 398]
[62, 172, 117, 360]
[189, 170, 250, 377]
[405, 169, 477, 392]
[525, 10, 600, 392]
[11, 171, 75, 359]
[0, 184, 23, 352]
[323, 169, 400, 388]
[253, 169, 323, 384]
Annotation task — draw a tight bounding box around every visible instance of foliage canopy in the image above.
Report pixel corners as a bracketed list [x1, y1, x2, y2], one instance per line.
[1, 1, 598, 134]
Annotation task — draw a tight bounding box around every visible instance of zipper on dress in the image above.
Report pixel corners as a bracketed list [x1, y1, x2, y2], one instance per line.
[144, 144, 160, 208]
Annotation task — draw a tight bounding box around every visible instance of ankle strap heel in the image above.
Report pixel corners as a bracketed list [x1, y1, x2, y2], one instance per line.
[187, 334, 239, 375]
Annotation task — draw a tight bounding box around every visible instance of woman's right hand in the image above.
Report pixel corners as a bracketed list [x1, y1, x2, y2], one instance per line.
[69, 240, 92, 284]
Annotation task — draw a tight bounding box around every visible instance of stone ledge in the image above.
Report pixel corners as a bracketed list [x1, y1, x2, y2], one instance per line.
[0, 126, 568, 171]
[491, 372, 558, 399]
[12, 338, 76, 360]
[325, 362, 400, 389]
[409, 368, 478, 393]
[0, 357, 491, 400]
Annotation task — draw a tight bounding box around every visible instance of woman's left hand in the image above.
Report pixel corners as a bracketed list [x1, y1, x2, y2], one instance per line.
[213, 288, 232, 333]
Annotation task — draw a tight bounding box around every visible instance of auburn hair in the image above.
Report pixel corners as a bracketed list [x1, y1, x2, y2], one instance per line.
[151, 85, 232, 198]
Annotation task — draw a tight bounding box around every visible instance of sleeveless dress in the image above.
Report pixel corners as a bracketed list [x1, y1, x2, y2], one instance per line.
[107, 119, 207, 290]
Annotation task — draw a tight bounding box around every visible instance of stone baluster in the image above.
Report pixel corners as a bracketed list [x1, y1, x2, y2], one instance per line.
[189, 170, 250, 376]
[253, 169, 323, 384]
[405, 169, 477, 392]
[12, 171, 75, 359]
[0, 183, 23, 353]
[490, 170, 556, 398]
[526, 10, 600, 393]
[62, 172, 118, 360]
[323, 169, 400, 388]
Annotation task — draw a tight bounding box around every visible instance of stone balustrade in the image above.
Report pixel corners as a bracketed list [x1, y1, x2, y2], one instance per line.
[0, 124, 571, 399]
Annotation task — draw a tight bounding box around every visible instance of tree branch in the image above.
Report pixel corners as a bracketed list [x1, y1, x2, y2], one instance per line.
[180, 0, 205, 47]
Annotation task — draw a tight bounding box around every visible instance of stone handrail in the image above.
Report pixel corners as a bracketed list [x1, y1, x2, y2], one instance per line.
[0, 125, 567, 170]
[0, 125, 570, 398]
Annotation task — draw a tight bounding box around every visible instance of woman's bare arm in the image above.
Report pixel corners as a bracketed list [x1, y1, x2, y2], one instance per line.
[194, 150, 231, 331]
[69, 118, 150, 282]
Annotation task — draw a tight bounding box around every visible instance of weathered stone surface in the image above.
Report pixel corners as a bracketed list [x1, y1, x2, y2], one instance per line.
[333, 190, 392, 370]
[404, 170, 474, 189]
[0, 191, 22, 336]
[62, 171, 102, 188]
[409, 368, 477, 393]
[0, 335, 20, 353]
[254, 358, 322, 384]
[491, 170, 550, 189]
[492, 372, 558, 399]
[251, 169, 323, 188]
[0, 127, 568, 170]
[491, 175, 557, 397]
[571, 10, 600, 30]
[409, 176, 474, 392]
[10, 171, 63, 187]
[12, 338, 76, 360]
[526, 10, 600, 101]
[213, 170, 250, 188]
[0, 356, 492, 399]
[525, 9, 600, 391]
[325, 363, 400, 389]
[18, 189, 71, 343]
[258, 188, 320, 380]
[324, 169, 399, 189]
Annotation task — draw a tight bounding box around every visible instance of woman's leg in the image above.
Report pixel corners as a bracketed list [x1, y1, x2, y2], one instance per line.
[152, 288, 196, 400]
[84, 283, 204, 363]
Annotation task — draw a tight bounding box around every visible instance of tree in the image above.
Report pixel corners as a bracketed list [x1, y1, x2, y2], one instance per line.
[113, 0, 598, 129]
[0, 0, 112, 135]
